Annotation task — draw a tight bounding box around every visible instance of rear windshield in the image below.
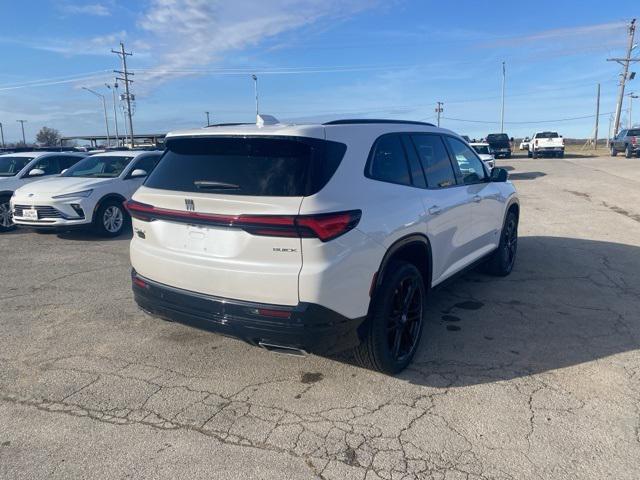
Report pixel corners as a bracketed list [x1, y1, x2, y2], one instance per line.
[536, 132, 559, 138]
[486, 134, 509, 142]
[0, 156, 33, 177]
[145, 136, 347, 197]
[628, 129, 640, 136]
[63, 155, 134, 178]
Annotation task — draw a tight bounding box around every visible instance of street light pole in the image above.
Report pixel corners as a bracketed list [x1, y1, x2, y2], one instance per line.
[17, 120, 27, 145]
[628, 92, 639, 127]
[106, 83, 120, 147]
[501, 61, 506, 134]
[0, 122, 5, 148]
[252, 74, 259, 121]
[205, 111, 211, 126]
[82, 87, 111, 147]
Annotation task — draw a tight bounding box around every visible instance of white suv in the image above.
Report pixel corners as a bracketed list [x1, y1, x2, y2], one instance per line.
[127, 118, 519, 373]
[12, 150, 162, 237]
[0, 151, 87, 231]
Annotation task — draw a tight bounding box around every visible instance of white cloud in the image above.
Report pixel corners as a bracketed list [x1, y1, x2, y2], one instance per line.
[59, 3, 112, 16]
[135, 0, 380, 81]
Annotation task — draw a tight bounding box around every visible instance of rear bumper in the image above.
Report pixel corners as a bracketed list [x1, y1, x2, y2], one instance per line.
[131, 270, 365, 355]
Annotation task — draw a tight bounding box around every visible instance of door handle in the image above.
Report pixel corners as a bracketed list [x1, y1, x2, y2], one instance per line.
[428, 206, 442, 215]
[472, 195, 482, 203]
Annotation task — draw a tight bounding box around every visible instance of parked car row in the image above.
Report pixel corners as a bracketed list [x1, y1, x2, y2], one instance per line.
[2, 118, 520, 374]
[0, 150, 162, 234]
[610, 128, 640, 158]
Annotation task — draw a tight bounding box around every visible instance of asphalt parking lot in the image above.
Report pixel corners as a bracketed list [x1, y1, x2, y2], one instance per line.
[1, 155, 639, 480]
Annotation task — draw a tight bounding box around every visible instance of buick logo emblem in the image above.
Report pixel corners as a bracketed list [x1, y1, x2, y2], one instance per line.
[185, 199, 195, 211]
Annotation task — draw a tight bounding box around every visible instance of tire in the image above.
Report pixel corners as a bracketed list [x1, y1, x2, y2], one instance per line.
[527, 150, 532, 158]
[484, 210, 518, 276]
[93, 199, 128, 237]
[625, 145, 633, 159]
[557, 151, 564, 159]
[0, 196, 15, 232]
[532, 150, 538, 159]
[354, 261, 426, 374]
[610, 146, 617, 157]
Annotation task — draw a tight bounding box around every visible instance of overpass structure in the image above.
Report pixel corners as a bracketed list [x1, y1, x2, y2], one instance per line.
[60, 133, 166, 148]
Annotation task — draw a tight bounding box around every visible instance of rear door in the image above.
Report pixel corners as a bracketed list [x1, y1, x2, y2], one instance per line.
[130, 136, 343, 306]
[408, 133, 474, 284]
[445, 136, 502, 258]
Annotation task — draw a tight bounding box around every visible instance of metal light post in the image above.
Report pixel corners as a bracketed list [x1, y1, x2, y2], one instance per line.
[628, 92, 639, 127]
[0, 122, 5, 148]
[105, 83, 120, 147]
[252, 74, 259, 121]
[500, 61, 506, 133]
[17, 120, 27, 145]
[82, 87, 111, 147]
[205, 111, 211, 126]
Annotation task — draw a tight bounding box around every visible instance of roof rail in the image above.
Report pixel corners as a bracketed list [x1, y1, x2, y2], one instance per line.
[205, 122, 252, 127]
[323, 119, 436, 127]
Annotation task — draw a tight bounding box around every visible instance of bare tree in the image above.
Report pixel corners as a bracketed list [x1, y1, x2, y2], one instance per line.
[36, 127, 61, 146]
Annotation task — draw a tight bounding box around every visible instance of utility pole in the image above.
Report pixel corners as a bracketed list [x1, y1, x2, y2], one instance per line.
[594, 83, 600, 149]
[112, 42, 135, 148]
[500, 61, 506, 134]
[607, 19, 638, 136]
[628, 92, 639, 127]
[0, 122, 4, 148]
[607, 115, 613, 148]
[252, 74, 259, 121]
[82, 87, 111, 147]
[17, 120, 27, 145]
[435, 102, 444, 127]
[205, 111, 211, 126]
[106, 83, 120, 147]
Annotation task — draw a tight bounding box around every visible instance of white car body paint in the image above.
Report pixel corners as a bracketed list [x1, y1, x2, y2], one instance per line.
[128, 121, 518, 320]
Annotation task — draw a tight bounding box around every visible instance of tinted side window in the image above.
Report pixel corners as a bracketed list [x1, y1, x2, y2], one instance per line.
[31, 156, 60, 175]
[366, 134, 411, 186]
[59, 156, 83, 170]
[410, 134, 456, 188]
[445, 137, 487, 185]
[401, 135, 426, 188]
[131, 154, 162, 175]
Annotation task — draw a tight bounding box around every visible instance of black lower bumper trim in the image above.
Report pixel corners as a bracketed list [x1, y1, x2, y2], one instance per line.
[131, 270, 365, 355]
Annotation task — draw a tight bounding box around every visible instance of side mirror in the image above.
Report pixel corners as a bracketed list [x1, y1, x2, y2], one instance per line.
[129, 169, 147, 178]
[28, 168, 45, 177]
[510, 137, 514, 142]
[490, 167, 508, 183]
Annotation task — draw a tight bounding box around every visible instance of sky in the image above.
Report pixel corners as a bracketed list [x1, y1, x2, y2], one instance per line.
[0, 0, 638, 143]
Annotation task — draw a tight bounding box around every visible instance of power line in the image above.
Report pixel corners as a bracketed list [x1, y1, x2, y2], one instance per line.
[441, 110, 621, 125]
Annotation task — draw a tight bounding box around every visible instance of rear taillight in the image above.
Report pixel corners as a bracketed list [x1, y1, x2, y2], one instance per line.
[632, 136, 637, 145]
[124, 200, 361, 242]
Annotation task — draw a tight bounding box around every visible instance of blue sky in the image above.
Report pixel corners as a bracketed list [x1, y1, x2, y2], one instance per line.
[0, 0, 638, 143]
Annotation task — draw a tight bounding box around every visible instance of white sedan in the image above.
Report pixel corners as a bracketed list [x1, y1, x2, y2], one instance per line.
[0, 151, 87, 231]
[469, 142, 495, 170]
[11, 150, 163, 237]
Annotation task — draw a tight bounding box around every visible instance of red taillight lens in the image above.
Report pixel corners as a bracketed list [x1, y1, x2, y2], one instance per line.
[632, 136, 637, 145]
[124, 200, 361, 242]
[296, 211, 361, 241]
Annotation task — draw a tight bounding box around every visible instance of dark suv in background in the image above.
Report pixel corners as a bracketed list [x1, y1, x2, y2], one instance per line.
[486, 133, 512, 158]
[610, 128, 640, 158]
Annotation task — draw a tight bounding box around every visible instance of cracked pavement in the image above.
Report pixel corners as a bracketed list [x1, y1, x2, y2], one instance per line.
[1, 155, 639, 479]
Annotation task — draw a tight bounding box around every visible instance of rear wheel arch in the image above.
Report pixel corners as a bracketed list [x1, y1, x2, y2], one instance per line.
[374, 234, 433, 297]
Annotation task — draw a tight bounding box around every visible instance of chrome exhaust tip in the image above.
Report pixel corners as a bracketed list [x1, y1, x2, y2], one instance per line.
[258, 342, 308, 357]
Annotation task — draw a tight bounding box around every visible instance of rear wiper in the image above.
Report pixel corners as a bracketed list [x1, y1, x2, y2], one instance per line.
[194, 180, 240, 190]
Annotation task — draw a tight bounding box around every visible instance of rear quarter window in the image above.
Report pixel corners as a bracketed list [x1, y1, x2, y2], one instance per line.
[145, 136, 346, 197]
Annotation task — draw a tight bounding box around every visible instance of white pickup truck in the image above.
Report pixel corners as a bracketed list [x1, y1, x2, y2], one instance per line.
[528, 131, 565, 158]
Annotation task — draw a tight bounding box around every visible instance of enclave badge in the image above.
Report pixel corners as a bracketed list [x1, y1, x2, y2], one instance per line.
[185, 199, 195, 211]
